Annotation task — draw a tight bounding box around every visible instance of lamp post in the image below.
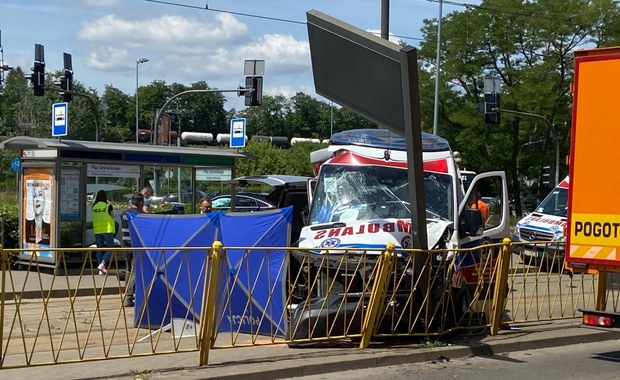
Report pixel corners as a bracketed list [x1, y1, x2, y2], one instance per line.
[432, 0, 443, 136]
[135, 57, 149, 144]
[495, 108, 560, 186]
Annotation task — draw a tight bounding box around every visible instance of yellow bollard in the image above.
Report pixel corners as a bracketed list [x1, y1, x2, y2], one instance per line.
[360, 242, 396, 348]
[490, 238, 511, 335]
[199, 241, 223, 366]
[596, 271, 608, 311]
[0, 245, 5, 360]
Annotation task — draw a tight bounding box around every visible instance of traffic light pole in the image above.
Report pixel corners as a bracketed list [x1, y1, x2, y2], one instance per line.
[494, 107, 560, 186]
[152, 89, 244, 145]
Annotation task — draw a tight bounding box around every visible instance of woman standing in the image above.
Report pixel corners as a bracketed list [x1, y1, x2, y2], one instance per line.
[92, 190, 115, 274]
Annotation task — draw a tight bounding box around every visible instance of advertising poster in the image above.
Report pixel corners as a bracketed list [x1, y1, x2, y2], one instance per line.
[60, 168, 80, 220]
[22, 168, 54, 259]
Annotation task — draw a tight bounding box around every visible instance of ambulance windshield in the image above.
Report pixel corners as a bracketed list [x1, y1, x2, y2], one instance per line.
[308, 164, 454, 225]
[535, 187, 568, 217]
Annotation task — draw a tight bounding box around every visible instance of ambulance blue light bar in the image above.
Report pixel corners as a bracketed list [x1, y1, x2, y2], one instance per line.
[330, 129, 450, 153]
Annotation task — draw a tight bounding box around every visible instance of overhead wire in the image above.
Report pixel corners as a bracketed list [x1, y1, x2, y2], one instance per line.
[144, 0, 591, 44]
[144, 0, 424, 43]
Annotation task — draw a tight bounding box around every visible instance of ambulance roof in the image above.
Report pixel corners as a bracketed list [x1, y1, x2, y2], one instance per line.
[330, 129, 451, 152]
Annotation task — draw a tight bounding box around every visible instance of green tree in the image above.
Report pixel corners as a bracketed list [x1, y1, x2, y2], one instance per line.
[288, 93, 329, 139]
[417, 0, 618, 213]
[238, 95, 291, 138]
[101, 85, 132, 142]
[236, 140, 288, 176]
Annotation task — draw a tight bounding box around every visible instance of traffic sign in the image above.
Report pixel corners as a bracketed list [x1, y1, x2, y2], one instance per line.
[11, 157, 20, 172]
[52, 102, 68, 137]
[230, 118, 246, 148]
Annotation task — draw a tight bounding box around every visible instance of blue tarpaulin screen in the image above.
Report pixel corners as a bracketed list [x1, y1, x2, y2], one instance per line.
[130, 212, 221, 328]
[129, 207, 291, 336]
[217, 207, 291, 337]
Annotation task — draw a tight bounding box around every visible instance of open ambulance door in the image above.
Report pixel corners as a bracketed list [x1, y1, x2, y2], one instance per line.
[458, 171, 510, 246]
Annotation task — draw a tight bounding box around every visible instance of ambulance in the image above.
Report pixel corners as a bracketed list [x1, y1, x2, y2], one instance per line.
[297, 129, 510, 253]
[291, 129, 510, 304]
[511, 177, 569, 263]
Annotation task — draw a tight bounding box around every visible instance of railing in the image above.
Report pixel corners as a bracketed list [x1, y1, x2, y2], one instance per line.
[0, 239, 617, 369]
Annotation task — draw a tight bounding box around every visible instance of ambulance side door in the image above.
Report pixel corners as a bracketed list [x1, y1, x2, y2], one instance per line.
[457, 171, 510, 247]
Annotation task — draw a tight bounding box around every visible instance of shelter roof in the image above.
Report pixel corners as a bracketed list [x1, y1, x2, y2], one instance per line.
[0, 136, 251, 166]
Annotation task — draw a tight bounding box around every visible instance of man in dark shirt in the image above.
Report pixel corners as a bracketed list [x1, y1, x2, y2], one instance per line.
[121, 193, 144, 307]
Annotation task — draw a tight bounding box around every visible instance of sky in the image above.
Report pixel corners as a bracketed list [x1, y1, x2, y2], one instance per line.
[0, 0, 472, 111]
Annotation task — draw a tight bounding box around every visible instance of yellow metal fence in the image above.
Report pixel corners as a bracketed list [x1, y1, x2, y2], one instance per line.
[1, 240, 620, 369]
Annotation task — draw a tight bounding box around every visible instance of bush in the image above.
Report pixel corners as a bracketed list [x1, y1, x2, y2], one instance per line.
[0, 194, 19, 249]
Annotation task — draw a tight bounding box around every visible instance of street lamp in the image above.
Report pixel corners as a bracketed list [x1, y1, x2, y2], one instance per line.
[135, 57, 149, 143]
[495, 108, 560, 186]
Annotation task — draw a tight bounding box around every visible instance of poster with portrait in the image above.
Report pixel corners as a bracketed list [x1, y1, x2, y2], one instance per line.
[22, 168, 55, 259]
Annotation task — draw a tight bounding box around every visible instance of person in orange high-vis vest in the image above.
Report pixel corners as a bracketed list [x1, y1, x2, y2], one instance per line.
[471, 192, 489, 223]
[92, 190, 115, 274]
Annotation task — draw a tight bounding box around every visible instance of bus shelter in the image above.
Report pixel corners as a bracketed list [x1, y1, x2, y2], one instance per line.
[0, 136, 250, 270]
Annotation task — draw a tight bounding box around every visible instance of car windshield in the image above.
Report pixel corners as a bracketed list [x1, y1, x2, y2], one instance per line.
[535, 187, 568, 217]
[307, 164, 454, 225]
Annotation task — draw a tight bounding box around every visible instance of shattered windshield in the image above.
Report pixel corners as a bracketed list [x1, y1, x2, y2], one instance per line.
[308, 164, 454, 225]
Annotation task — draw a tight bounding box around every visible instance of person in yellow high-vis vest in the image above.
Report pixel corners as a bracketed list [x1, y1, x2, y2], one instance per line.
[92, 190, 115, 274]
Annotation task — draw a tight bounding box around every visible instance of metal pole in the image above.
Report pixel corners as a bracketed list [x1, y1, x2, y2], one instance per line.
[552, 128, 560, 185]
[135, 58, 149, 144]
[495, 108, 560, 186]
[432, 0, 443, 136]
[135, 61, 139, 143]
[330, 101, 334, 137]
[381, 0, 389, 40]
[153, 89, 245, 140]
[177, 114, 182, 202]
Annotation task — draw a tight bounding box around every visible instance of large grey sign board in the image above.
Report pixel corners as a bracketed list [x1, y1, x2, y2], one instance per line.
[306, 10, 427, 250]
[306, 10, 405, 135]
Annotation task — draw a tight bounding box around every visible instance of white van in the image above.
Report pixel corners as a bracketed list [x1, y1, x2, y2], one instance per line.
[512, 176, 569, 262]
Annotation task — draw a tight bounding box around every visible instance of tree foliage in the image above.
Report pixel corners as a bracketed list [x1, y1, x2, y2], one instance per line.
[0, 0, 619, 214]
[417, 0, 620, 213]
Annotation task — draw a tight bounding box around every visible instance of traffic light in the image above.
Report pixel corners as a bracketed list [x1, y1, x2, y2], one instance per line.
[31, 44, 45, 96]
[60, 69, 72, 102]
[541, 165, 555, 188]
[60, 53, 73, 102]
[244, 76, 263, 106]
[484, 93, 500, 124]
[32, 62, 45, 96]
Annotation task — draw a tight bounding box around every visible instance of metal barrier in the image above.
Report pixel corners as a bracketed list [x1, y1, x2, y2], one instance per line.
[210, 241, 510, 349]
[506, 241, 602, 323]
[3, 239, 620, 369]
[0, 245, 216, 369]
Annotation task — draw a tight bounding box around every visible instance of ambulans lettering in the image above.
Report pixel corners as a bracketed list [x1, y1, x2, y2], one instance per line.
[368, 223, 380, 233]
[574, 221, 620, 238]
[524, 215, 566, 227]
[313, 220, 412, 239]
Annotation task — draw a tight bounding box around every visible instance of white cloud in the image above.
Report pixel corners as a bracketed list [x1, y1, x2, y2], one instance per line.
[78, 13, 248, 71]
[366, 29, 406, 45]
[86, 46, 129, 70]
[83, 0, 119, 8]
[233, 34, 309, 71]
